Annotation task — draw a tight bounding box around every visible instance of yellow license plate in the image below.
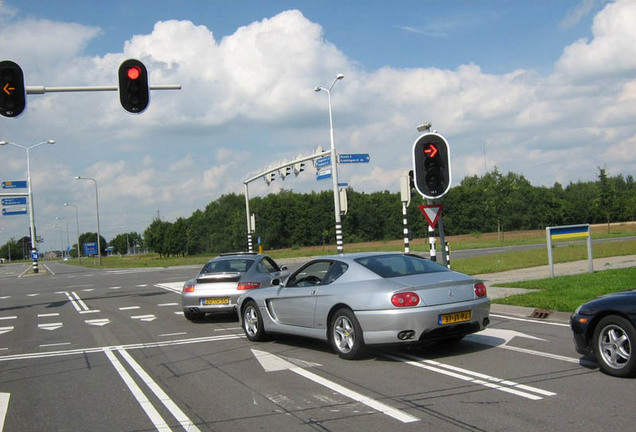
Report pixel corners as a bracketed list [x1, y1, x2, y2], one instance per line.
[203, 297, 229, 305]
[439, 311, 471, 325]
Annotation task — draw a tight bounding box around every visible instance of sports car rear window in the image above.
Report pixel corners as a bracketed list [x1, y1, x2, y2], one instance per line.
[355, 254, 448, 278]
[201, 259, 254, 274]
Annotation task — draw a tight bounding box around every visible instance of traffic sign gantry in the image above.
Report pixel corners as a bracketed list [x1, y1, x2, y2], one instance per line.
[0, 60, 26, 118]
[412, 133, 451, 199]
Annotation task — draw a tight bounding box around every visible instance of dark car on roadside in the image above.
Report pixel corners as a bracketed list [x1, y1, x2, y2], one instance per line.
[181, 253, 288, 321]
[570, 289, 636, 377]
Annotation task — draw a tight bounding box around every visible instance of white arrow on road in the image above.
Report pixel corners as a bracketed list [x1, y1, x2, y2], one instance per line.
[251, 349, 419, 424]
[131, 315, 157, 322]
[85, 318, 111, 327]
[0, 327, 13, 336]
[466, 328, 580, 363]
[0, 393, 9, 431]
[38, 323, 63, 331]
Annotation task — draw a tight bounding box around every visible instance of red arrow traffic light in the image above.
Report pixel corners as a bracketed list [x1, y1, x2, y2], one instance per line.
[424, 144, 438, 158]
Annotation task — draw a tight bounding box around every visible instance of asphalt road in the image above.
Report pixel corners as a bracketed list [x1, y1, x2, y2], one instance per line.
[0, 261, 633, 432]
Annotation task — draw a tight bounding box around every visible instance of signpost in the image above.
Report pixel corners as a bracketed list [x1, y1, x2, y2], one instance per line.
[1, 197, 27, 206]
[1, 180, 27, 189]
[546, 224, 593, 277]
[338, 153, 370, 164]
[2, 207, 27, 215]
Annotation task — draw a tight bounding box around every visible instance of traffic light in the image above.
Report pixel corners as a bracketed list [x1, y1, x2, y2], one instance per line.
[264, 172, 276, 186]
[0, 60, 26, 118]
[118, 59, 149, 113]
[412, 132, 451, 199]
[294, 161, 305, 176]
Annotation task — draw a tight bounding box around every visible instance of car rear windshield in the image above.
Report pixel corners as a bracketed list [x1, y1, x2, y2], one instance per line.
[355, 254, 449, 278]
[201, 259, 254, 274]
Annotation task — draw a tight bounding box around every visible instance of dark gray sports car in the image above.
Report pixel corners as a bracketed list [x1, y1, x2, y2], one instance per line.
[238, 252, 491, 359]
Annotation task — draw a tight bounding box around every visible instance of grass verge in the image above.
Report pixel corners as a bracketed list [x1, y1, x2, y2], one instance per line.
[493, 267, 636, 312]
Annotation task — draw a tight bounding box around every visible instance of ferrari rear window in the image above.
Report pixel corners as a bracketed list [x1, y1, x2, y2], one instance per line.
[356, 254, 448, 278]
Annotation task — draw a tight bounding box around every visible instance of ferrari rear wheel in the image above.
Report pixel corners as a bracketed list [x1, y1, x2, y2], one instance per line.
[330, 308, 365, 360]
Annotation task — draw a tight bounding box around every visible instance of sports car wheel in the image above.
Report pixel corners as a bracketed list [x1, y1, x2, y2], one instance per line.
[593, 315, 636, 377]
[242, 301, 266, 341]
[330, 308, 365, 360]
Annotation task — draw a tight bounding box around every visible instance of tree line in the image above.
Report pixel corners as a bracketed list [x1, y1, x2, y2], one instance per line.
[141, 168, 634, 257]
[1, 168, 633, 260]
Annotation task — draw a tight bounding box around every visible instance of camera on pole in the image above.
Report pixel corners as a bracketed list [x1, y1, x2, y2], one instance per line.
[412, 132, 451, 199]
[0, 60, 27, 118]
[118, 59, 150, 113]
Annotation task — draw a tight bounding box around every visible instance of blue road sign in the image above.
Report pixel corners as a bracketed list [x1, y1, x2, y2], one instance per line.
[338, 153, 370, 164]
[1, 197, 27, 206]
[315, 155, 331, 168]
[316, 167, 332, 180]
[2, 180, 28, 189]
[2, 207, 27, 215]
[84, 242, 97, 256]
[31, 251, 39, 261]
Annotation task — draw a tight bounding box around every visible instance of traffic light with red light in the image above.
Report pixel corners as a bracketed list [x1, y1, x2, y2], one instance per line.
[412, 133, 451, 199]
[118, 59, 149, 113]
[0, 60, 26, 118]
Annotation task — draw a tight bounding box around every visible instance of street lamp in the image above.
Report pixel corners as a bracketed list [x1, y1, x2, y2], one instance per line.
[74, 176, 101, 266]
[0, 139, 55, 273]
[314, 74, 345, 254]
[64, 203, 81, 261]
[55, 216, 69, 258]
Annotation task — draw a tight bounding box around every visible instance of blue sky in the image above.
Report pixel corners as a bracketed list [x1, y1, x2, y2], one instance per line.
[1, 0, 634, 249]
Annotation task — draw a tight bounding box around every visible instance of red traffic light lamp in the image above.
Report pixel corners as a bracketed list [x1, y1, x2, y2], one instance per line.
[118, 59, 149, 113]
[412, 132, 451, 199]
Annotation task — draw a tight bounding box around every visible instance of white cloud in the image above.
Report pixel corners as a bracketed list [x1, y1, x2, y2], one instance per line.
[1, 3, 635, 246]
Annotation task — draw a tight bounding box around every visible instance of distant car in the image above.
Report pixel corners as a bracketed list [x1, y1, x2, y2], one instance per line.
[570, 290, 636, 377]
[181, 253, 288, 321]
[238, 252, 490, 359]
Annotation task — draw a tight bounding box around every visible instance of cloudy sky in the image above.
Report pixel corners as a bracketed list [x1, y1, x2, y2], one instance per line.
[1, 0, 634, 250]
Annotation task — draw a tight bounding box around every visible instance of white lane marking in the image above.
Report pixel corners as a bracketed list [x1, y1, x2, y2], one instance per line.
[497, 345, 580, 364]
[0, 317, 16, 321]
[0, 392, 10, 431]
[252, 349, 419, 424]
[26, 294, 39, 297]
[109, 286, 122, 290]
[158, 303, 179, 307]
[159, 332, 188, 337]
[0, 297, 11, 300]
[490, 313, 570, 328]
[0, 327, 13, 336]
[104, 349, 172, 432]
[0, 333, 243, 363]
[136, 284, 148, 287]
[118, 349, 202, 432]
[38, 313, 60, 318]
[119, 306, 140, 310]
[40, 342, 72, 348]
[155, 282, 184, 294]
[131, 315, 156, 322]
[61, 291, 91, 313]
[384, 352, 555, 400]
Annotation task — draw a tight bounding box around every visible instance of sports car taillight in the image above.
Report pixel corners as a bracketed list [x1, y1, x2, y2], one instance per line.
[183, 283, 195, 293]
[391, 292, 420, 307]
[237, 282, 261, 290]
[474, 283, 487, 298]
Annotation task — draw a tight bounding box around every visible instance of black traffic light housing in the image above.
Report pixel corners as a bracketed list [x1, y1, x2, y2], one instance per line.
[0, 60, 26, 118]
[118, 59, 149, 113]
[412, 132, 451, 199]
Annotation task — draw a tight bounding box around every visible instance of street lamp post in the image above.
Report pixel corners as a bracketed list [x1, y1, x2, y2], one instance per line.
[55, 216, 69, 258]
[74, 176, 101, 266]
[314, 74, 345, 254]
[0, 139, 55, 273]
[64, 203, 81, 261]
